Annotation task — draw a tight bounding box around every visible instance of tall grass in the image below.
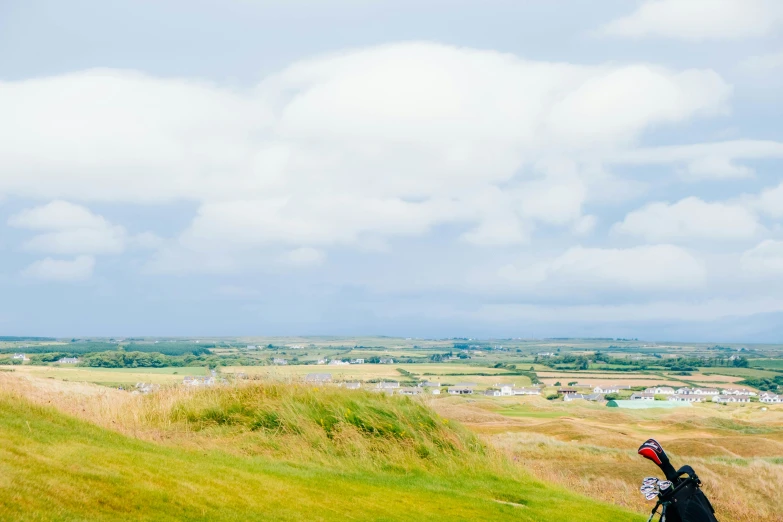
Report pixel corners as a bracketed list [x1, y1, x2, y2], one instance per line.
[0, 372, 645, 521]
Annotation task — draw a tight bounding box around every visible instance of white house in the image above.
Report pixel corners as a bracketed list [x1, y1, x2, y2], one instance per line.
[484, 389, 501, 397]
[448, 387, 473, 395]
[12, 353, 28, 361]
[712, 395, 750, 403]
[669, 395, 701, 403]
[676, 387, 718, 396]
[594, 386, 619, 394]
[350, 359, 365, 364]
[57, 357, 79, 364]
[376, 381, 400, 389]
[631, 393, 655, 401]
[513, 387, 542, 395]
[563, 393, 586, 402]
[645, 387, 675, 395]
[329, 360, 350, 366]
[760, 393, 782, 404]
[720, 388, 756, 396]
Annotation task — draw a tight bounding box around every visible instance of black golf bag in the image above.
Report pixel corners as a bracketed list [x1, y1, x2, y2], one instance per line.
[638, 439, 719, 522]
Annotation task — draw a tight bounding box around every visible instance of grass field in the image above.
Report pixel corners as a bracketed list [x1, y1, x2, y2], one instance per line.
[699, 367, 781, 379]
[0, 374, 642, 522]
[223, 364, 532, 387]
[0, 365, 208, 385]
[750, 359, 783, 370]
[434, 395, 783, 522]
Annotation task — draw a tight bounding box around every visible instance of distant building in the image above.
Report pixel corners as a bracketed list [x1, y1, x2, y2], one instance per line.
[12, 353, 28, 361]
[57, 357, 79, 364]
[512, 387, 541, 396]
[537, 352, 554, 357]
[677, 387, 719, 396]
[419, 381, 440, 388]
[563, 393, 586, 401]
[448, 387, 473, 395]
[720, 388, 756, 396]
[376, 381, 400, 389]
[669, 395, 701, 403]
[760, 393, 781, 404]
[483, 389, 501, 397]
[593, 386, 620, 394]
[584, 393, 604, 402]
[272, 358, 288, 366]
[305, 373, 332, 383]
[630, 393, 655, 401]
[558, 388, 578, 395]
[379, 358, 394, 364]
[328, 360, 349, 366]
[397, 387, 422, 396]
[350, 359, 365, 364]
[712, 395, 750, 403]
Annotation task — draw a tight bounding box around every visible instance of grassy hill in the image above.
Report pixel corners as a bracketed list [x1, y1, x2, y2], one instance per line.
[0, 381, 643, 521]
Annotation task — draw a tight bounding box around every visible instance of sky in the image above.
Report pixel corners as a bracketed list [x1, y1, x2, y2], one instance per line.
[1, 0, 783, 341]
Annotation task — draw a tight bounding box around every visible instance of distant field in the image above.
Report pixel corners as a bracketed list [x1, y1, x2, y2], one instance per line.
[699, 367, 780, 379]
[750, 359, 783, 370]
[222, 364, 531, 387]
[0, 365, 207, 385]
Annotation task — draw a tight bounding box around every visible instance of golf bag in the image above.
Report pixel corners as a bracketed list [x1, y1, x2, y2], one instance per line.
[638, 439, 719, 522]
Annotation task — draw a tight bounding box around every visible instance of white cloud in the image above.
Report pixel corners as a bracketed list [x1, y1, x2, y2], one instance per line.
[612, 197, 763, 242]
[741, 240, 783, 275]
[610, 140, 783, 180]
[284, 247, 325, 266]
[0, 43, 733, 260]
[9, 201, 126, 255]
[752, 182, 783, 218]
[21, 256, 95, 282]
[498, 244, 705, 292]
[600, 0, 783, 41]
[741, 50, 783, 72]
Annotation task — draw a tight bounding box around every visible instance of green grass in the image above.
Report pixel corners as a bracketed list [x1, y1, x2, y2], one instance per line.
[0, 388, 643, 521]
[699, 367, 779, 379]
[749, 359, 783, 370]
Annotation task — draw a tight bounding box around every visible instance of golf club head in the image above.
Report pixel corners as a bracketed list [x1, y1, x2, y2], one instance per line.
[645, 492, 658, 501]
[638, 439, 677, 481]
[657, 480, 673, 492]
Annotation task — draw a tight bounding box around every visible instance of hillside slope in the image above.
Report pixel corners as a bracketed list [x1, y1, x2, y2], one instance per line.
[0, 387, 644, 521]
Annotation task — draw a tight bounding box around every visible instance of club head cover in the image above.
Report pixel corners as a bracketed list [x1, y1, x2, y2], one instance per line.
[638, 439, 677, 481]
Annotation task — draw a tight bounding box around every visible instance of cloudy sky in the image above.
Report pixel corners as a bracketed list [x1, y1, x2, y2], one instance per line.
[2, 0, 783, 340]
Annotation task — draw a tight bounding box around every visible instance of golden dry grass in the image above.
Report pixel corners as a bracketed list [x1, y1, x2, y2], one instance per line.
[431, 396, 783, 522]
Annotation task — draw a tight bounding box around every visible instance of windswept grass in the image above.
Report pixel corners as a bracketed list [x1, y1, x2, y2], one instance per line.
[0, 374, 643, 521]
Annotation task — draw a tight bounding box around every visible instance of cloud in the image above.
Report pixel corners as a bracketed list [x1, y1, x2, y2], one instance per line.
[0, 43, 732, 261]
[752, 181, 783, 218]
[612, 197, 763, 242]
[610, 140, 783, 180]
[21, 256, 95, 282]
[285, 247, 325, 266]
[9, 201, 126, 255]
[600, 0, 783, 41]
[741, 50, 783, 72]
[741, 240, 783, 275]
[497, 244, 706, 292]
